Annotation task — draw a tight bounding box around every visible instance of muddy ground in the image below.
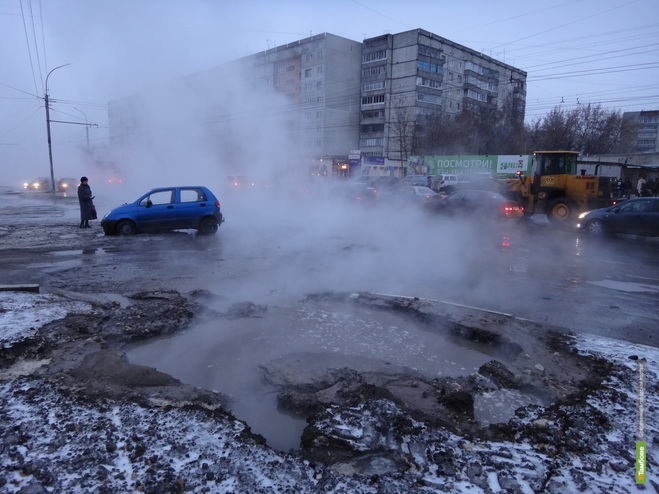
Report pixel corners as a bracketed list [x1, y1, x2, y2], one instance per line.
[0, 206, 656, 492]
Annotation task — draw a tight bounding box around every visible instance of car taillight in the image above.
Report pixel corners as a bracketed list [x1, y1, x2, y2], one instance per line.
[215, 201, 220, 207]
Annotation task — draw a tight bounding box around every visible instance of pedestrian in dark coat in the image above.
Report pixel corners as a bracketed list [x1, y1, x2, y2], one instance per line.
[77, 176, 95, 228]
[623, 178, 633, 199]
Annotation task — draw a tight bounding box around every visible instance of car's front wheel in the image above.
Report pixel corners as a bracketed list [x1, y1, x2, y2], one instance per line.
[585, 219, 607, 236]
[197, 217, 218, 235]
[116, 220, 137, 235]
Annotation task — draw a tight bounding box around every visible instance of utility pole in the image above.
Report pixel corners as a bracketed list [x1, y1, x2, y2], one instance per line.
[44, 64, 71, 192]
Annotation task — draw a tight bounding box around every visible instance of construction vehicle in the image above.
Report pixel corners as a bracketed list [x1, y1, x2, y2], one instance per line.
[502, 151, 616, 224]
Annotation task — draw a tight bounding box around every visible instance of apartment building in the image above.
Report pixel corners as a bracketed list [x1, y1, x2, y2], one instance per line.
[108, 29, 525, 178]
[240, 33, 363, 175]
[108, 33, 362, 178]
[359, 29, 527, 172]
[624, 110, 659, 153]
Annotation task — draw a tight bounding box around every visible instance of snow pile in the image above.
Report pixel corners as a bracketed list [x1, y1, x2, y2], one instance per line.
[0, 377, 381, 493]
[0, 292, 91, 348]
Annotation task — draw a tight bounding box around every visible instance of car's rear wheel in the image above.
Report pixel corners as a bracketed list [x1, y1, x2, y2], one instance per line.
[116, 220, 137, 235]
[585, 219, 607, 236]
[197, 217, 218, 235]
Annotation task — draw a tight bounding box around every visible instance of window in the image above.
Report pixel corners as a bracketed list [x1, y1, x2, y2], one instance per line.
[362, 50, 387, 63]
[305, 83, 313, 91]
[418, 61, 443, 74]
[362, 65, 386, 77]
[620, 200, 651, 212]
[316, 81, 322, 90]
[417, 93, 442, 105]
[359, 137, 384, 147]
[305, 54, 313, 63]
[466, 75, 497, 92]
[362, 80, 386, 91]
[362, 94, 385, 105]
[418, 44, 441, 58]
[361, 123, 384, 133]
[466, 89, 487, 102]
[316, 65, 323, 74]
[142, 190, 173, 206]
[317, 51, 323, 60]
[362, 109, 385, 119]
[286, 65, 295, 72]
[465, 61, 498, 78]
[305, 68, 312, 78]
[416, 77, 441, 89]
[180, 188, 206, 203]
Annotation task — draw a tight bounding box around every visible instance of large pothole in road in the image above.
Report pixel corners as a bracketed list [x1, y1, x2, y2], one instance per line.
[125, 291, 597, 457]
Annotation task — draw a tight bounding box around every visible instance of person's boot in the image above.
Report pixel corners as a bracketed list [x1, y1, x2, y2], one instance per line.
[80, 221, 84, 229]
[84, 220, 91, 228]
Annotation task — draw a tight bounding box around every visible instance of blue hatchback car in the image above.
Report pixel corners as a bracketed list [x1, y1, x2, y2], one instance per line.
[101, 186, 224, 235]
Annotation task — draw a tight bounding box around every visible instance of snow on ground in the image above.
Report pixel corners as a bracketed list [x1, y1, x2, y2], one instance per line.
[0, 291, 91, 348]
[2, 308, 656, 492]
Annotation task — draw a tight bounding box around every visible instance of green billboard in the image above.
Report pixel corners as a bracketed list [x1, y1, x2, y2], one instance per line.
[408, 155, 531, 177]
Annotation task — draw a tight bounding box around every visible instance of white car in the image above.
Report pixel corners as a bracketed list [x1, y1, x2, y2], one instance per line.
[430, 174, 468, 193]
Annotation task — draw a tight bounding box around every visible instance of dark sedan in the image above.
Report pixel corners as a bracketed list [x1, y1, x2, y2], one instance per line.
[431, 189, 524, 219]
[577, 197, 659, 237]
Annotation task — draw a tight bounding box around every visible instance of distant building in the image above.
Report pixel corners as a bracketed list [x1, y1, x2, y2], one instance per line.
[358, 29, 526, 173]
[624, 110, 659, 153]
[108, 30, 526, 179]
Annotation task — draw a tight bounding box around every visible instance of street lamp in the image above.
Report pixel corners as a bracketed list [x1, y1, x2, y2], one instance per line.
[74, 107, 90, 149]
[44, 63, 71, 192]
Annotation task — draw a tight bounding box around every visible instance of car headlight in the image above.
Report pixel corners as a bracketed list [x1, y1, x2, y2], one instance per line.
[578, 211, 589, 220]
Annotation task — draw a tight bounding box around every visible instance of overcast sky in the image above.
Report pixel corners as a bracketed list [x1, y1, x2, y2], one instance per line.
[1, 0, 658, 185]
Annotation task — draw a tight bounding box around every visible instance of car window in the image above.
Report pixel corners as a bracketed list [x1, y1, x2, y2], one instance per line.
[620, 200, 651, 213]
[180, 188, 206, 203]
[652, 200, 659, 213]
[144, 190, 174, 206]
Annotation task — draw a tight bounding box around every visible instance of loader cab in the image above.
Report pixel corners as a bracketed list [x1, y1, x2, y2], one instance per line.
[534, 151, 579, 177]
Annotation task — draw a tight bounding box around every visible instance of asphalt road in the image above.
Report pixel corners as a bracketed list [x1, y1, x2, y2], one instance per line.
[2, 186, 658, 453]
[1, 186, 658, 349]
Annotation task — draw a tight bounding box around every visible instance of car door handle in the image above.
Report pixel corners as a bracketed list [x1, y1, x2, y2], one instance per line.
[200, 203, 206, 206]
[167, 205, 174, 209]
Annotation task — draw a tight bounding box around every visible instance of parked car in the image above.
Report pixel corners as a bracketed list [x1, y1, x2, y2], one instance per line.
[390, 185, 441, 207]
[430, 174, 468, 194]
[432, 189, 524, 219]
[577, 197, 659, 237]
[403, 174, 430, 187]
[334, 182, 378, 204]
[57, 177, 78, 193]
[101, 186, 224, 235]
[23, 177, 52, 191]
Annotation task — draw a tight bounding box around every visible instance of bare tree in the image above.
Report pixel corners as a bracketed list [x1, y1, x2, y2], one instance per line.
[388, 96, 417, 165]
[525, 103, 638, 154]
